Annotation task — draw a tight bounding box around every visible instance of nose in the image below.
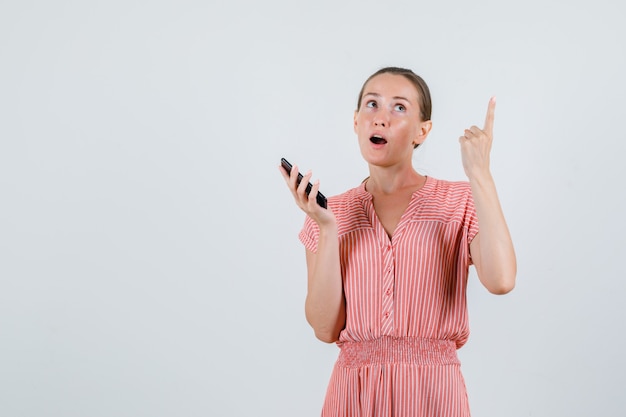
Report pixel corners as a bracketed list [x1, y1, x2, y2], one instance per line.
[373, 109, 389, 127]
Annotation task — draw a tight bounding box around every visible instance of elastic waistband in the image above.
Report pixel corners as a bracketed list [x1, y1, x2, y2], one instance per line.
[336, 336, 459, 368]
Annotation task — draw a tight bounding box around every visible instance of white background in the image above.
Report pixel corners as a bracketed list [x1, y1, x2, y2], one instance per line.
[1, 1, 625, 416]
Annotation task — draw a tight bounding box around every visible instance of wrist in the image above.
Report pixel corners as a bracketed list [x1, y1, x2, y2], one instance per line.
[467, 170, 494, 186]
[318, 222, 338, 236]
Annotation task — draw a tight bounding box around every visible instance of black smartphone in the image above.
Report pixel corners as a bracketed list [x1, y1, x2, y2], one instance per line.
[281, 157, 327, 209]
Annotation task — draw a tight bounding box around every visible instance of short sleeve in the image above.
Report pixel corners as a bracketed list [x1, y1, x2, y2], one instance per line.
[465, 187, 480, 263]
[466, 190, 479, 241]
[298, 215, 320, 253]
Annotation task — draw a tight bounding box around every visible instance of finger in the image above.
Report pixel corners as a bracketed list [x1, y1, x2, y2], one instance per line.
[279, 163, 294, 187]
[483, 96, 496, 136]
[288, 165, 301, 191]
[309, 180, 321, 206]
[468, 126, 483, 137]
[464, 128, 475, 139]
[297, 170, 313, 199]
[279, 165, 291, 182]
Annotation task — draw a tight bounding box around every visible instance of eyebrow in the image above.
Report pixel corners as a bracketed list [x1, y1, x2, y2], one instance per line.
[363, 92, 410, 102]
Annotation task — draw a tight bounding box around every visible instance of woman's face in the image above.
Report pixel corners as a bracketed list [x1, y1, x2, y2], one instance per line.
[354, 73, 431, 168]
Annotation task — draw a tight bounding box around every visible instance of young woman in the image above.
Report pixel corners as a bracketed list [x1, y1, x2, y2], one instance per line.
[280, 67, 516, 417]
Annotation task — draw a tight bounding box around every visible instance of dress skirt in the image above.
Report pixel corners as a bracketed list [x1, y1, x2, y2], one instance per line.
[321, 336, 471, 417]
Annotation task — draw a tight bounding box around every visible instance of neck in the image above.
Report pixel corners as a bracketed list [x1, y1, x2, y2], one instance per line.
[365, 163, 425, 195]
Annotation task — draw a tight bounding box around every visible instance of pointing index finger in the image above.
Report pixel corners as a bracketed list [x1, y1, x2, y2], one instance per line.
[484, 96, 496, 136]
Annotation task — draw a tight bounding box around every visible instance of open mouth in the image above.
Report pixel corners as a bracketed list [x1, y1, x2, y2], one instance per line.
[370, 135, 387, 145]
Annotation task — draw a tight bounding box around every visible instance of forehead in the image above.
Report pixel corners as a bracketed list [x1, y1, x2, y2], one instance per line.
[362, 73, 419, 102]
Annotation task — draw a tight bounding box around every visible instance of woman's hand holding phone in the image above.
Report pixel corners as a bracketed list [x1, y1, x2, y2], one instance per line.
[279, 158, 336, 227]
[280, 158, 327, 208]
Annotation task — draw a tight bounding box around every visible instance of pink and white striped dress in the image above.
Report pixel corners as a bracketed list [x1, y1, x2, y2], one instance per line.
[299, 177, 479, 417]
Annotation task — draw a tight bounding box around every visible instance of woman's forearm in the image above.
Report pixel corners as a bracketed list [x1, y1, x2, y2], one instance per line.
[470, 173, 517, 294]
[304, 224, 346, 343]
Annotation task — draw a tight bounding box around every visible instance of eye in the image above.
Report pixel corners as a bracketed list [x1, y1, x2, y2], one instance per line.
[366, 100, 377, 108]
[394, 104, 406, 112]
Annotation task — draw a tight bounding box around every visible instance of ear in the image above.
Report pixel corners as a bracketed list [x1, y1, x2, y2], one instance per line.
[413, 120, 432, 147]
[353, 110, 359, 133]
